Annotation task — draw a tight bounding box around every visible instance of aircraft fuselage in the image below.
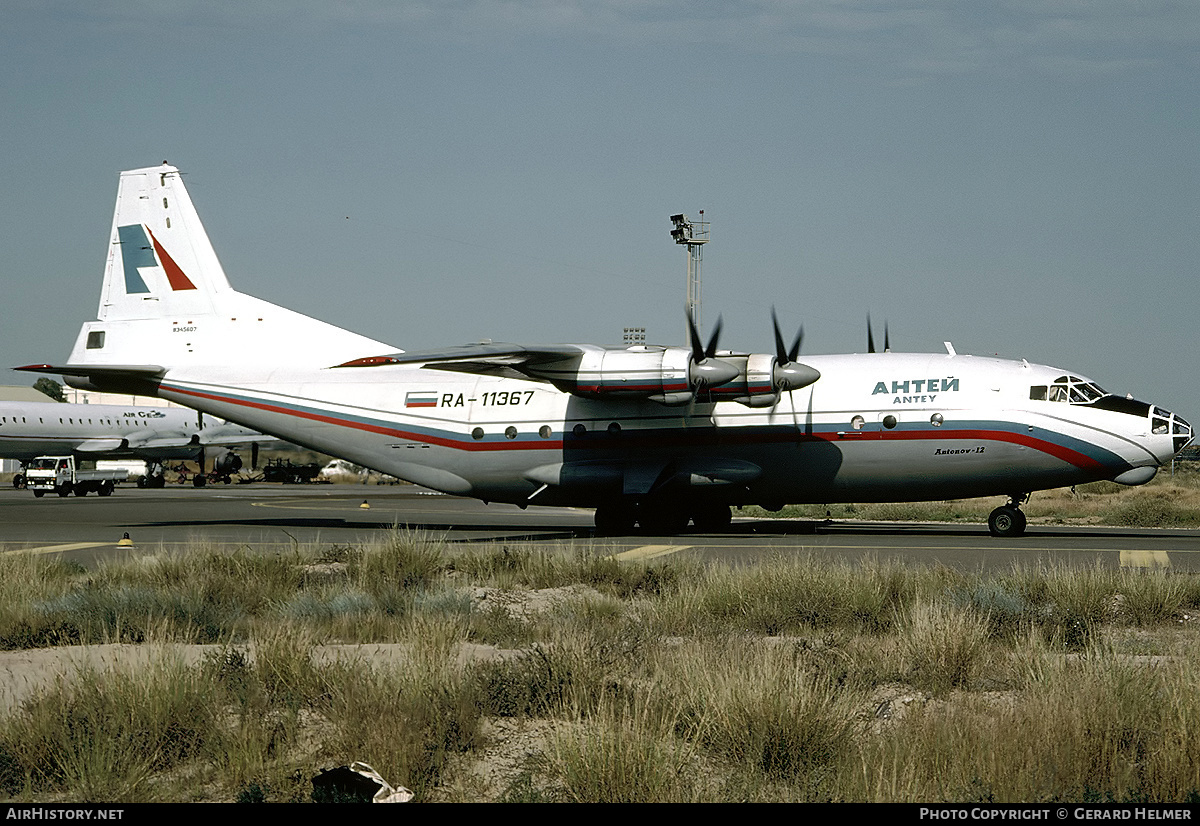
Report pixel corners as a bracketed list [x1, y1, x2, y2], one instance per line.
[148, 351, 1185, 510]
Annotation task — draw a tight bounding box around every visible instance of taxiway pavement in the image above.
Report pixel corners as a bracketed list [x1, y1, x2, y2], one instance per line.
[1, 483, 1198, 573]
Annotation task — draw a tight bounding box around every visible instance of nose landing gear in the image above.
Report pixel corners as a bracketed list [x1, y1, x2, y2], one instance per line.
[988, 494, 1029, 537]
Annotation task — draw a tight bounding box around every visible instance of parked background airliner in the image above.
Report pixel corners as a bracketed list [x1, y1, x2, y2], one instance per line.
[18, 164, 1194, 535]
[1, 398, 265, 488]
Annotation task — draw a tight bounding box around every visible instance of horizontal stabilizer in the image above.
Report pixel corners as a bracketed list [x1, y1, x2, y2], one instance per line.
[14, 363, 166, 395]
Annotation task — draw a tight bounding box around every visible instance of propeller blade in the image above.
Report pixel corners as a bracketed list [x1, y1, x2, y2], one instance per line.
[884, 321, 890, 353]
[867, 313, 876, 354]
[772, 308, 804, 364]
[251, 442, 260, 471]
[772, 308, 788, 363]
[687, 312, 705, 363]
[704, 315, 723, 359]
[788, 326, 803, 363]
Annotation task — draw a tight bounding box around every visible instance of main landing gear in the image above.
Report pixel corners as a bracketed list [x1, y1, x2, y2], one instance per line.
[988, 494, 1029, 538]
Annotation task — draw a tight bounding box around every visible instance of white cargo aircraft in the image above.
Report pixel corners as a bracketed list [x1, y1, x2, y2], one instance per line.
[18, 163, 1193, 535]
[0, 398, 266, 487]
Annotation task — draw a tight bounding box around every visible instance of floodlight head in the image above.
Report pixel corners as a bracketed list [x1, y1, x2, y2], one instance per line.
[670, 214, 686, 223]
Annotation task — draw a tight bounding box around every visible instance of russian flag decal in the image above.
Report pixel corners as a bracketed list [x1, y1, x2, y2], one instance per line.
[405, 391, 438, 408]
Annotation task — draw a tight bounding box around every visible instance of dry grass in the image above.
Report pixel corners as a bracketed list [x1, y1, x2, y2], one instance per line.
[0, 536, 1199, 802]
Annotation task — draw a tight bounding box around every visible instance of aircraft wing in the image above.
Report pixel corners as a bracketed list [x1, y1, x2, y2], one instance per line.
[126, 435, 199, 451]
[198, 423, 278, 447]
[335, 344, 585, 368]
[333, 344, 587, 383]
[75, 438, 127, 453]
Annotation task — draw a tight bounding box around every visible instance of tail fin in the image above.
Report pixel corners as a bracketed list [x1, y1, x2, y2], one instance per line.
[68, 163, 395, 371]
[97, 164, 232, 321]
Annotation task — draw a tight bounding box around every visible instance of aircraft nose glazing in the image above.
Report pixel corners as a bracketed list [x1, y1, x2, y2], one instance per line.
[1151, 406, 1193, 460]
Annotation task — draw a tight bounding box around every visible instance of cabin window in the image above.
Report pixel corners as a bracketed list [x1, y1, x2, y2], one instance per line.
[504, 426, 518, 440]
[607, 422, 621, 434]
[930, 413, 944, 427]
[471, 427, 484, 440]
[539, 425, 551, 439]
[86, 331, 105, 349]
[882, 415, 898, 429]
[572, 424, 586, 436]
[850, 415, 865, 430]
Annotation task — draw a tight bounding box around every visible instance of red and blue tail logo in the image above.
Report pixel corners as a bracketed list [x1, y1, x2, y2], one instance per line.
[117, 224, 197, 293]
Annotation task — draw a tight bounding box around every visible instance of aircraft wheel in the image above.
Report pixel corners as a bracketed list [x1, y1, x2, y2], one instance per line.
[193, 475, 207, 488]
[638, 504, 690, 536]
[594, 501, 637, 536]
[691, 504, 732, 532]
[57, 484, 72, 498]
[33, 490, 44, 498]
[99, 481, 114, 497]
[136, 475, 147, 488]
[988, 506, 1027, 538]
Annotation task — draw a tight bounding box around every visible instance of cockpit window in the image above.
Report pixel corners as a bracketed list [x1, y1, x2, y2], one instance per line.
[1153, 407, 1171, 435]
[1035, 376, 1107, 405]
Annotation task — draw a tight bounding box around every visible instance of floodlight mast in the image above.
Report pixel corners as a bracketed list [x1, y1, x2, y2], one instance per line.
[669, 212, 710, 343]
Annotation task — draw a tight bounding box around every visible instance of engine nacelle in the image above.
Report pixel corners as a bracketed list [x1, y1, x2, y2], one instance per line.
[524, 345, 740, 406]
[701, 353, 821, 407]
[526, 346, 690, 402]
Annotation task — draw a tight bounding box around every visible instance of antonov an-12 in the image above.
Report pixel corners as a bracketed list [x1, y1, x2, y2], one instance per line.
[19, 164, 1194, 535]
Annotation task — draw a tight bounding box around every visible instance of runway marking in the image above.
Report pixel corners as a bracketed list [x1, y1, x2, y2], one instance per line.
[612, 544, 693, 561]
[2, 542, 112, 556]
[1120, 550, 1171, 569]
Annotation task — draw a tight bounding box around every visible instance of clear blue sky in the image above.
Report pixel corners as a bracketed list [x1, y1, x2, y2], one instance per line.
[3, 1, 1197, 418]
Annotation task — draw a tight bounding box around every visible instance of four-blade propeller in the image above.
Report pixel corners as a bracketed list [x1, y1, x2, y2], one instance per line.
[771, 308, 821, 392]
[686, 313, 739, 390]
